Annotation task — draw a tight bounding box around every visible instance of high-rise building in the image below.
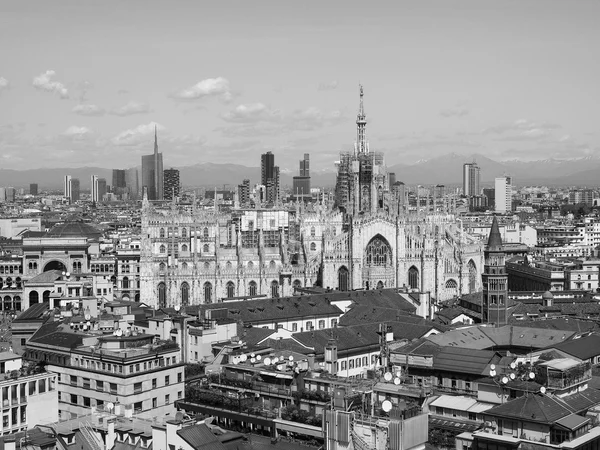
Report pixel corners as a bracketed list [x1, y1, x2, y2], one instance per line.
[125, 168, 139, 200]
[164, 168, 180, 200]
[261, 151, 279, 204]
[141, 127, 164, 200]
[70, 178, 80, 203]
[482, 216, 508, 325]
[293, 153, 311, 202]
[98, 178, 107, 201]
[0, 188, 5, 203]
[91, 175, 107, 203]
[4, 187, 15, 203]
[463, 162, 480, 197]
[388, 172, 396, 188]
[568, 189, 595, 206]
[30, 183, 38, 196]
[112, 169, 127, 196]
[238, 179, 250, 206]
[64, 175, 72, 200]
[494, 176, 512, 213]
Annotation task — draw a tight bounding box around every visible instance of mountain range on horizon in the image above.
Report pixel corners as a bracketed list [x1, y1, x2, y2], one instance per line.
[2, 153, 600, 191]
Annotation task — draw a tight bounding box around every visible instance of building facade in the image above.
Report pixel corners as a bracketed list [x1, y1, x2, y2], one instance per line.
[463, 162, 480, 197]
[164, 168, 180, 201]
[494, 176, 512, 213]
[139, 87, 484, 308]
[141, 127, 164, 201]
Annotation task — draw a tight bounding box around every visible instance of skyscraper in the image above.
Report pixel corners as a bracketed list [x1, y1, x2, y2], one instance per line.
[30, 183, 38, 196]
[64, 175, 72, 200]
[494, 176, 512, 213]
[71, 178, 80, 203]
[164, 168, 180, 200]
[112, 169, 127, 195]
[4, 188, 15, 203]
[261, 151, 279, 204]
[125, 168, 139, 200]
[238, 179, 250, 206]
[141, 127, 164, 200]
[293, 153, 311, 202]
[91, 176, 107, 203]
[463, 162, 480, 197]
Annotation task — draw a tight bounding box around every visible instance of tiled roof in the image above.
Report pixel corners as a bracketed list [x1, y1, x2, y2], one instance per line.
[177, 423, 226, 450]
[426, 327, 496, 349]
[13, 303, 49, 321]
[432, 347, 500, 375]
[558, 388, 600, 413]
[193, 295, 343, 324]
[485, 393, 572, 424]
[548, 334, 600, 360]
[340, 304, 448, 332]
[507, 318, 600, 333]
[28, 321, 84, 349]
[26, 269, 63, 284]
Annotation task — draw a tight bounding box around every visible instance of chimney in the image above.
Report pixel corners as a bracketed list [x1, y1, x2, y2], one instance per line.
[418, 291, 431, 319]
[106, 418, 116, 450]
[307, 353, 315, 370]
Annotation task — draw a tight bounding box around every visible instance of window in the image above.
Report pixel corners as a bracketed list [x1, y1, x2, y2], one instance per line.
[203, 227, 209, 238]
[177, 373, 182, 383]
[70, 375, 77, 386]
[181, 244, 188, 252]
[82, 378, 90, 389]
[134, 402, 143, 413]
[165, 394, 170, 404]
[204, 282, 212, 303]
[349, 360, 355, 369]
[83, 397, 91, 407]
[306, 321, 313, 330]
[96, 380, 104, 391]
[318, 320, 325, 329]
[159, 245, 166, 253]
[70, 394, 78, 405]
[160, 228, 165, 238]
[341, 361, 347, 371]
[292, 323, 298, 332]
[152, 378, 157, 389]
[271, 280, 279, 297]
[178, 391, 182, 399]
[310, 242, 316, 251]
[468, 412, 476, 421]
[226, 281, 235, 298]
[310, 227, 316, 237]
[110, 383, 117, 394]
[331, 319, 338, 328]
[134, 382, 142, 393]
[203, 244, 209, 253]
[249, 281, 257, 296]
[165, 376, 170, 386]
[152, 398, 157, 408]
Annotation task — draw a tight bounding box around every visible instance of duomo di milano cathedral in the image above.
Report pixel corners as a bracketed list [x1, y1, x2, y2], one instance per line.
[140, 87, 484, 308]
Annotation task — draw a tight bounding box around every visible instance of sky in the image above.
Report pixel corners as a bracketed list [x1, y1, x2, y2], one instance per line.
[1, 0, 599, 173]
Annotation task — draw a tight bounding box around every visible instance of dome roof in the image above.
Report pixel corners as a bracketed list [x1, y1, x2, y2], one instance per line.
[46, 222, 102, 240]
[542, 291, 554, 300]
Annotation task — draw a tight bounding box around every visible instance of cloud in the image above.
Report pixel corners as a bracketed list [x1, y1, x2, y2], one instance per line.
[440, 107, 469, 118]
[221, 103, 282, 123]
[318, 80, 338, 91]
[117, 89, 129, 95]
[290, 107, 345, 131]
[171, 77, 232, 102]
[63, 126, 93, 139]
[109, 101, 152, 116]
[32, 70, 69, 98]
[111, 122, 165, 146]
[72, 104, 105, 116]
[483, 119, 561, 142]
[0, 77, 9, 91]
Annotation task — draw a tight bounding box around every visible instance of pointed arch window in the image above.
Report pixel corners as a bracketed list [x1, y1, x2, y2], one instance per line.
[468, 260, 477, 293]
[271, 280, 279, 298]
[160, 228, 165, 238]
[203, 244, 209, 253]
[293, 279, 302, 292]
[338, 266, 349, 292]
[249, 281, 257, 296]
[408, 266, 419, 290]
[365, 235, 392, 266]
[226, 281, 235, 298]
[159, 263, 166, 273]
[310, 227, 316, 237]
[158, 282, 166, 308]
[181, 282, 190, 306]
[159, 245, 166, 254]
[310, 242, 317, 251]
[204, 282, 212, 303]
[181, 228, 187, 238]
[203, 227, 209, 238]
[181, 244, 188, 252]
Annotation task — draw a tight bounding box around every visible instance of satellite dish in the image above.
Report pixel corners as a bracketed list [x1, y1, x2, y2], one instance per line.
[394, 377, 401, 385]
[490, 369, 496, 377]
[529, 372, 535, 379]
[382, 400, 393, 413]
[251, 353, 256, 358]
[396, 371, 402, 378]
[490, 364, 496, 371]
[175, 305, 181, 312]
[106, 402, 114, 412]
[62, 271, 66, 276]
[502, 376, 509, 384]
[384, 372, 393, 382]
[256, 355, 262, 361]
[540, 386, 546, 394]
[66, 272, 70, 277]
[85, 313, 91, 321]
[116, 329, 123, 337]
[240, 354, 248, 362]
[264, 357, 271, 366]
[510, 373, 516, 380]
[250, 357, 256, 363]
[289, 355, 294, 362]
[277, 364, 283, 371]
[232, 359, 238, 365]
[272, 356, 279, 363]
[510, 362, 516, 370]
[175, 411, 184, 421]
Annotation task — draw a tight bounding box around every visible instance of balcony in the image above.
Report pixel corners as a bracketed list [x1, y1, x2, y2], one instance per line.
[433, 384, 477, 397]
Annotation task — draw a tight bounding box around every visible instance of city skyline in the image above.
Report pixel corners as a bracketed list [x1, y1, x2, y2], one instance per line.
[1, 1, 599, 172]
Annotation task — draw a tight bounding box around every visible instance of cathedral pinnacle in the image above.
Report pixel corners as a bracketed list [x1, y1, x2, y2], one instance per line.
[355, 84, 368, 154]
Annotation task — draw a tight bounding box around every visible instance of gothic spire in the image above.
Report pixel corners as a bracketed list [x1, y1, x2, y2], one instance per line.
[487, 216, 503, 251]
[355, 84, 368, 154]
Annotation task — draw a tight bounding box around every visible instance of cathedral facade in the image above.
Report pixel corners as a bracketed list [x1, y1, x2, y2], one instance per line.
[139, 87, 484, 309]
